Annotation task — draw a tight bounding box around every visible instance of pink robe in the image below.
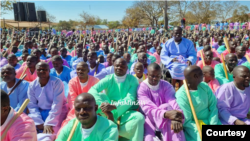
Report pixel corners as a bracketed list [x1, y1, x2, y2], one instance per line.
[208, 78, 220, 93]
[197, 48, 220, 61]
[16, 65, 37, 83]
[222, 50, 236, 59]
[67, 50, 76, 57]
[1, 110, 37, 141]
[57, 75, 99, 136]
[197, 60, 220, 70]
[153, 52, 161, 65]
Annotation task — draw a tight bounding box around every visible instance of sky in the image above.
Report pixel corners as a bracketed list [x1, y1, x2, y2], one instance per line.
[2, 0, 250, 23]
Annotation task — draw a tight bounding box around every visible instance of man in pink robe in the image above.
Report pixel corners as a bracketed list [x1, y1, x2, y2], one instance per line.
[197, 45, 220, 62]
[16, 55, 38, 82]
[222, 41, 237, 58]
[153, 46, 162, 65]
[202, 66, 220, 93]
[137, 63, 185, 141]
[197, 50, 220, 69]
[57, 62, 99, 136]
[1, 90, 37, 141]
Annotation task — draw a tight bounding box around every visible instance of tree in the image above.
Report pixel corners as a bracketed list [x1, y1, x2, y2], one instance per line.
[36, 6, 56, 22]
[231, 5, 250, 22]
[79, 11, 99, 29]
[187, 1, 219, 24]
[56, 20, 72, 30]
[133, 1, 165, 27]
[107, 21, 120, 29]
[102, 19, 108, 25]
[169, 1, 190, 23]
[217, 1, 240, 21]
[1, 0, 17, 15]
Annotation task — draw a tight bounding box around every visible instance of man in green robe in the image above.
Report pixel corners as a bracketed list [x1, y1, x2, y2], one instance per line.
[175, 66, 221, 141]
[56, 93, 118, 141]
[242, 61, 250, 70]
[214, 53, 238, 85]
[131, 45, 156, 64]
[88, 58, 145, 141]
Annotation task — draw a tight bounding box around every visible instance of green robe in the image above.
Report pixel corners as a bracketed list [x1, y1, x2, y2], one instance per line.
[216, 45, 226, 53]
[242, 62, 250, 70]
[56, 116, 118, 141]
[131, 53, 156, 64]
[88, 74, 145, 141]
[176, 82, 221, 141]
[214, 63, 234, 85]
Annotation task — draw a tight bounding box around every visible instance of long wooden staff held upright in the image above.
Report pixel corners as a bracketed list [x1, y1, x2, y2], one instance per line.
[183, 80, 202, 140]
[221, 54, 229, 79]
[200, 50, 206, 66]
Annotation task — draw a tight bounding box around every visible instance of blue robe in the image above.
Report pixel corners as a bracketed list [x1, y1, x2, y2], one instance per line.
[27, 76, 68, 140]
[0, 78, 29, 112]
[61, 55, 72, 68]
[70, 63, 105, 78]
[95, 65, 130, 80]
[50, 66, 72, 83]
[160, 38, 197, 66]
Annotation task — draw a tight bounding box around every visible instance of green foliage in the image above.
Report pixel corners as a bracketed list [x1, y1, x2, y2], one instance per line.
[1, 0, 17, 15]
[107, 21, 120, 29]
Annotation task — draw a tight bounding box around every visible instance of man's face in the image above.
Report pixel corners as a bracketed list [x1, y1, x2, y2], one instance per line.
[134, 65, 143, 77]
[226, 56, 238, 69]
[76, 65, 89, 79]
[114, 60, 127, 76]
[147, 68, 161, 86]
[87, 53, 97, 64]
[229, 41, 237, 51]
[236, 47, 246, 58]
[52, 60, 63, 71]
[74, 99, 97, 125]
[204, 51, 213, 62]
[173, 28, 182, 41]
[32, 51, 41, 58]
[1, 68, 15, 82]
[8, 56, 18, 66]
[60, 49, 67, 57]
[51, 50, 58, 57]
[36, 64, 50, 79]
[117, 46, 124, 56]
[234, 68, 250, 88]
[26, 56, 37, 68]
[138, 54, 147, 65]
[156, 47, 161, 55]
[123, 54, 131, 63]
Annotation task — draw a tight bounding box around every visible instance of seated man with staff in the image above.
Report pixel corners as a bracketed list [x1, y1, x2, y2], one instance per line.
[1, 65, 29, 112]
[27, 62, 68, 140]
[214, 53, 238, 85]
[1, 90, 37, 141]
[56, 93, 119, 141]
[175, 66, 221, 141]
[137, 63, 185, 141]
[216, 66, 250, 125]
[161, 26, 197, 87]
[88, 58, 145, 141]
[16, 55, 39, 83]
[57, 62, 99, 135]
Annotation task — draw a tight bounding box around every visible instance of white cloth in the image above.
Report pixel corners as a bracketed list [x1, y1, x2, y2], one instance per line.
[80, 76, 89, 88]
[0, 107, 14, 132]
[114, 74, 127, 83]
[81, 116, 98, 139]
[143, 78, 160, 91]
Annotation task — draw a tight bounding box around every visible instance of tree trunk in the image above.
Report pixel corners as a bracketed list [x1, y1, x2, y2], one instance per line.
[164, 1, 168, 31]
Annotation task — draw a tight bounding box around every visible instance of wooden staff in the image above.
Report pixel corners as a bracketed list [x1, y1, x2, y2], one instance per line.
[47, 36, 56, 53]
[200, 50, 205, 66]
[241, 34, 246, 43]
[183, 79, 202, 140]
[67, 119, 79, 141]
[223, 36, 230, 53]
[17, 36, 24, 49]
[3, 41, 16, 57]
[8, 74, 27, 95]
[210, 37, 213, 47]
[246, 55, 250, 63]
[221, 54, 229, 79]
[1, 99, 30, 140]
[20, 66, 28, 79]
